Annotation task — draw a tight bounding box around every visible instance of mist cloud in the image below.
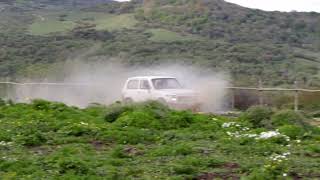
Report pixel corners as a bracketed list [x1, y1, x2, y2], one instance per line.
[10, 59, 230, 112]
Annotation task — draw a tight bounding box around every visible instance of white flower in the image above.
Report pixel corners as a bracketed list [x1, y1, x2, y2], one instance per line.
[254, 131, 290, 141]
[0, 141, 13, 146]
[269, 152, 291, 162]
[80, 122, 88, 126]
[259, 131, 280, 139]
[283, 173, 287, 177]
[222, 122, 237, 128]
[246, 134, 258, 138]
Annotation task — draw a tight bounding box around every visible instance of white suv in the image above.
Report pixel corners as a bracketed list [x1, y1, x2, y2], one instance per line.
[122, 76, 201, 111]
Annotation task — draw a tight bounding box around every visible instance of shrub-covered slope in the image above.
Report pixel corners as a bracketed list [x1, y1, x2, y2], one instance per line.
[0, 100, 319, 179]
[1, 0, 320, 86]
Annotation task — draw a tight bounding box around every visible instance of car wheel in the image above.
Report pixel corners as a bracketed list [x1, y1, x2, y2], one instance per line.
[157, 98, 168, 106]
[192, 105, 201, 113]
[124, 98, 133, 104]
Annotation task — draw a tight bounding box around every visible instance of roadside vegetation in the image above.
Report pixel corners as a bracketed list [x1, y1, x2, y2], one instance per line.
[0, 99, 319, 179]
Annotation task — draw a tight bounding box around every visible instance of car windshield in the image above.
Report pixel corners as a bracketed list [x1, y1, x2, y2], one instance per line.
[152, 78, 182, 89]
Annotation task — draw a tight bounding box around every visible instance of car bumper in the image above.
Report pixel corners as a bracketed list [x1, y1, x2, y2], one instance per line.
[167, 102, 202, 111]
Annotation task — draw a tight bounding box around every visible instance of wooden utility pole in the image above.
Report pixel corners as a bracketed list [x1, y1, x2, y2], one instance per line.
[258, 79, 263, 106]
[294, 81, 299, 112]
[6, 77, 10, 100]
[231, 89, 235, 109]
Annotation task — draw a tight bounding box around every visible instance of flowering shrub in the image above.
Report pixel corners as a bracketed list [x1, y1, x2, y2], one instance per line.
[222, 121, 290, 144]
[257, 130, 290, 142]
[248, 152, 290, 179]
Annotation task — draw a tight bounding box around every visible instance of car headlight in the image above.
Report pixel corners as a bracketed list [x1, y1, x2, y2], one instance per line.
[166, 94, 177, 101]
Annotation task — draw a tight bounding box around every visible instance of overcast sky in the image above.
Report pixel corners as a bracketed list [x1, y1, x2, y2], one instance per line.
[115, 0, 320, 12]
[225, 0, 320, 12]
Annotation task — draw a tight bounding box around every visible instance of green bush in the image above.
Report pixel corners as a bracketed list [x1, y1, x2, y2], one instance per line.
[111, 146, 127, 158]
[108, 101, 197, 130]
[101, 126, 157, 144]
[247, 168, 282, 180]
[271, 110, 308, 128]
[114, 111, 158, 128]
[138, 101, 171, 118]
[173, 144, 193, 156]
[31, 99, 69, 112]
[44, 145, 95, 175]
[150, 143, 193, 156]
[165, 111, 195, 129]
[207, 158, 225, 168]
[278, 125, 305, 139]
[58, 124, 97, 137]
[14, 132, 47, 146]
[31, 99, 53, 111]
[104, 101, 170, 124]
[104, 104, 133, 123]
[0, 98, 5, 106]
[172, 165, 196, 175]
[242, 106, 274, 128]
[84, 103, 108, 117]
[306, 144, 320, 153]
[56, 159, 90, 175]
[311, 126, 320, 135]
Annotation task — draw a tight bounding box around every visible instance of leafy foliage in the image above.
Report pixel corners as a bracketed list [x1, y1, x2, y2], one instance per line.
[241, 106, 274, 128]
[271, 110, 308, 128]
[0, 100, 319, 179]
[278, 125, 306, 139]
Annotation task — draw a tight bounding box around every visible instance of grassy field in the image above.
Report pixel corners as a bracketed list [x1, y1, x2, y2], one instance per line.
[147, 29, 202, 42]
[94, 14, 138, 31]
[0, 100, 319, 179]
[29, 19, 75, 35]
[28, 11, 137, 35]
[28, 12, 76, 35]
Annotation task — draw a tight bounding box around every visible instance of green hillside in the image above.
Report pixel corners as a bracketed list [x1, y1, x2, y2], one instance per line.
[0, 0, 320, 87]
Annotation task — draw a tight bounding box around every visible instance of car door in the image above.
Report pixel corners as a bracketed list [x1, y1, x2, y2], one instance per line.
[138, 79, 152, 101]
[125, 79, 140, 102]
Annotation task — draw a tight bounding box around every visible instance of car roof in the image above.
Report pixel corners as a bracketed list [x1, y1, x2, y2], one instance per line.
[127, 76, 176, 80]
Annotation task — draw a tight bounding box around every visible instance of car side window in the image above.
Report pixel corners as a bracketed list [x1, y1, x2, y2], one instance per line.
[127, 80, 139, 89]
[140, 80, 151, 89]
